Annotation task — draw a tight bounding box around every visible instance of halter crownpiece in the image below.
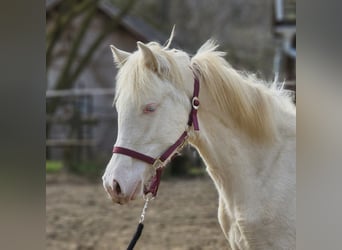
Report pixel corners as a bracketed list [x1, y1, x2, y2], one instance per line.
[189, 77, 200, 131]
[113, 76, 200, 197]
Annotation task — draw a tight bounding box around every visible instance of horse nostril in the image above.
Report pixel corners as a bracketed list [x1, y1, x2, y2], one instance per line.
[113, 180, 122, 195]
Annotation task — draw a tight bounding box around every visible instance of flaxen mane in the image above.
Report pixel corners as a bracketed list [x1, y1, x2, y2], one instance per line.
[191, 40, 294, 142]
[115, 39, 294, 142]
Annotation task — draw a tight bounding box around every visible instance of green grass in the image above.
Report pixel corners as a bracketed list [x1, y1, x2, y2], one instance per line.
[46, 160, 63, 173]
[188, 167, 206, 177]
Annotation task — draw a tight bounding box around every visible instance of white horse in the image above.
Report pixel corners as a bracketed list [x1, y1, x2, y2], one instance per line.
[102, 32, 296, 249]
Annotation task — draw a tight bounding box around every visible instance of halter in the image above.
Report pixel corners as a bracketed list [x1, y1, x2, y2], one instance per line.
[113, 76, 200, 197]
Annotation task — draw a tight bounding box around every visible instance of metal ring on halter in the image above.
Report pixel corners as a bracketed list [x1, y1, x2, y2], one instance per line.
[152, 158, 164, 169]
[143, 192, 154, 201]
[192, 96, 200, 110]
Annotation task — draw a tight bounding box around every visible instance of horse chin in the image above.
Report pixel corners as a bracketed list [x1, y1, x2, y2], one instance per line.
[111, 198, 128, 205]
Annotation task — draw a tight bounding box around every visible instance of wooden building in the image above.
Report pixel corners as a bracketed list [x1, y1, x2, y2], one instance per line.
[273, 0, 296, 95]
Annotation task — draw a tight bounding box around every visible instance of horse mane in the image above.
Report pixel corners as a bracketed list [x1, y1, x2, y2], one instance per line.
[115, 39, 294, 142]
[191, 40, 294, 142]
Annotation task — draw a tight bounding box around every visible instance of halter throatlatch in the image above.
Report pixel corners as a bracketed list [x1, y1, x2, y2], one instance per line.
[113, 76, 200, 197]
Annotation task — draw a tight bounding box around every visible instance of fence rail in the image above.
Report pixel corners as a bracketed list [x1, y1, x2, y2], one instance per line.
[46, 114, 116, 123]
[46, 88, 115, 98]
[46, 88, 116, 161]
[46, 139, 96, 147]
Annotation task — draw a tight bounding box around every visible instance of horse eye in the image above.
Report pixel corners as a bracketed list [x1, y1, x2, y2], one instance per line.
[143, 103, 157, 113]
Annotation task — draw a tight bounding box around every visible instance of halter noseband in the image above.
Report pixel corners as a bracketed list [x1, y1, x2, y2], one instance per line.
[113, 77, 200, 197]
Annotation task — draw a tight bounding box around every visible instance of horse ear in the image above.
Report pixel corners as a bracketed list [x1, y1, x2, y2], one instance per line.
[110, 45, 131, 68]
[137, 41, 159, 72]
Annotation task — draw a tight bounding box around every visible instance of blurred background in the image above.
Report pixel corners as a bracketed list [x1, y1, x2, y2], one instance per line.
[46, 0, 295, 249]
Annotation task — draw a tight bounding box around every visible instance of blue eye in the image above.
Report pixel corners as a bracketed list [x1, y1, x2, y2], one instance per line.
[143, 103, 157, 113]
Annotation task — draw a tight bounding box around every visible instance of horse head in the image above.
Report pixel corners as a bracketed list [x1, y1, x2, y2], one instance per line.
[102, 34, 195, 204]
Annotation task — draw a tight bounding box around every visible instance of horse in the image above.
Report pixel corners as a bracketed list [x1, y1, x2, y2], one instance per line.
[102, 31, 296, 249]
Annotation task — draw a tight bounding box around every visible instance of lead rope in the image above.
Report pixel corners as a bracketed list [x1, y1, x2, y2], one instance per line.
[126, 195, 152, 250]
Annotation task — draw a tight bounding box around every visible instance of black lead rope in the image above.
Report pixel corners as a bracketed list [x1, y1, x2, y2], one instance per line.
[126, 196, 151, 250]
[127, 223, 144, 250]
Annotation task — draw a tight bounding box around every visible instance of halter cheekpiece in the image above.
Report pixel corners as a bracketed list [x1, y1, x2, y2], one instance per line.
[113, 76, 200, 197]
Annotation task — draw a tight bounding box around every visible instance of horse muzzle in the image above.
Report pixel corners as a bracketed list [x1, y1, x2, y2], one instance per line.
[103, 176, 142, 204]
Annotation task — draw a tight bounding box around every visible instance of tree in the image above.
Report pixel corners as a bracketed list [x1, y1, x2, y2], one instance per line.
[46, 0, 137, 115]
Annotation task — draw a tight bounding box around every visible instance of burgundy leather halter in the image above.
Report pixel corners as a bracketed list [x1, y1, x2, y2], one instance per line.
[113, 77, 200, 197]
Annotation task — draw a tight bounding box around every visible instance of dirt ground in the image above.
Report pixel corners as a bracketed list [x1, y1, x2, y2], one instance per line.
[46, 173, 228, 250]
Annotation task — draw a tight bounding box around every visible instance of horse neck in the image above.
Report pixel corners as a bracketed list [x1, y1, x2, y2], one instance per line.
[188, 77, 295, 218]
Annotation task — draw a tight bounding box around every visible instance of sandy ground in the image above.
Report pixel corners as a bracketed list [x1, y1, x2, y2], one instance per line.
[46, 173, 228, 250]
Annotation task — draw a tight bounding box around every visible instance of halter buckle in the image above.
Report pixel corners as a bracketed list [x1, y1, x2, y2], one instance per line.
[192, 97, 200, 110]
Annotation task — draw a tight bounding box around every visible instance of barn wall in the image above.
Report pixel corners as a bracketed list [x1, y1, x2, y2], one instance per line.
[124, 0, 276, 78]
